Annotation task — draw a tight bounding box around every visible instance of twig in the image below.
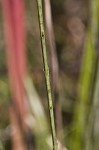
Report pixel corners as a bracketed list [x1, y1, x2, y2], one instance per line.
[36, 0, 57, 149]
[44, 0, 63, 143]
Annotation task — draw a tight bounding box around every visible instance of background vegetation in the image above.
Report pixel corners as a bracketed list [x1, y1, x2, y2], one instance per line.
[0, 0, 99, 149]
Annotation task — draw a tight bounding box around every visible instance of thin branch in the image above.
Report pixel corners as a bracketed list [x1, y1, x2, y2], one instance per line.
[44, 0, 63, 143]
[36, 0, 57, 149]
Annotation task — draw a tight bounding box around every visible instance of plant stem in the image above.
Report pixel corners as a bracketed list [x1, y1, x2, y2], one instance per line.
[70, 0, 99, 149]
[36, 0, 57, 149]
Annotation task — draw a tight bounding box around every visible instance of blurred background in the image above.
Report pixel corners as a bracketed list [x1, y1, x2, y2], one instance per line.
[0, 0, 99, 149]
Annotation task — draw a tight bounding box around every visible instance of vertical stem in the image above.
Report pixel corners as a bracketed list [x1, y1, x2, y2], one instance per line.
[36, 0, 57, 150]
[70, 0, 98, 149]
[85, 0, 99, 149]
[44, 0, 63, 143]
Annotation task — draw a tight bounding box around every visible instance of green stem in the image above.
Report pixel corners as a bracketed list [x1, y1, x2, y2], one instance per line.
[70, 0, 98, 149]
[36, 0, 57, 149]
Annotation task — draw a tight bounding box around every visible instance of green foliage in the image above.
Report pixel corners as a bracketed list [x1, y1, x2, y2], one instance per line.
[70, 0, 99, 149]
